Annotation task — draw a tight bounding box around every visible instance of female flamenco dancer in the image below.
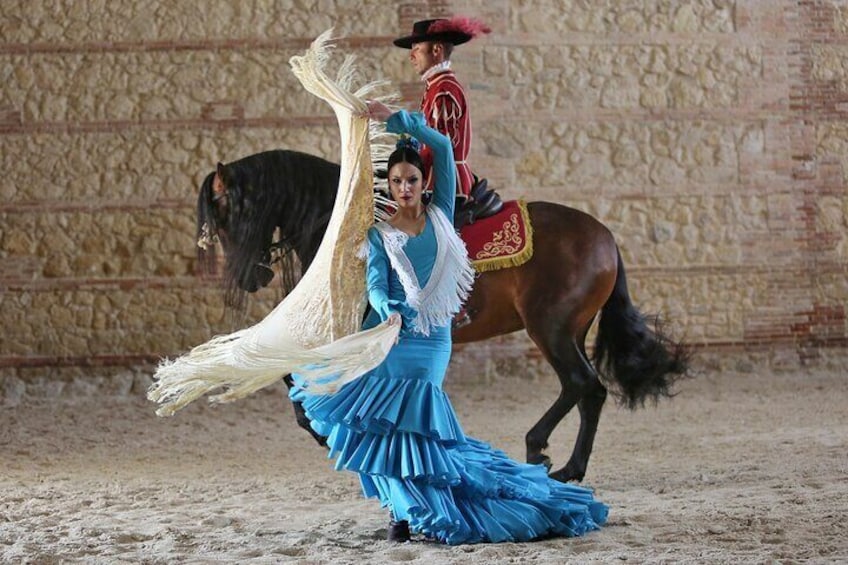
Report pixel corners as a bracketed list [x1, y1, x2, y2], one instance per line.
[289, 100, 608, 544]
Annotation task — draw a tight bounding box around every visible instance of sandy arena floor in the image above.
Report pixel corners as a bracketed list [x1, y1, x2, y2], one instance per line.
[1, 367, 846, 563]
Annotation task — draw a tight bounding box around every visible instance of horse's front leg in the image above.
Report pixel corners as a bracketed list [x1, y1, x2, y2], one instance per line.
[282, 375, 328, 448]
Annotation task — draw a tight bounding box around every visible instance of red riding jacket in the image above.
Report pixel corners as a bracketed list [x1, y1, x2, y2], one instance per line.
[419, 66, 474, 200]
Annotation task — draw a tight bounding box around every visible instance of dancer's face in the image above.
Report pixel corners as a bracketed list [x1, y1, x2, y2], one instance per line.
[388, 162, 424, 209]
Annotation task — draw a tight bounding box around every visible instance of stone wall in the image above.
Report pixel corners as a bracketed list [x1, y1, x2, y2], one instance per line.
[2, 1, 846, 399]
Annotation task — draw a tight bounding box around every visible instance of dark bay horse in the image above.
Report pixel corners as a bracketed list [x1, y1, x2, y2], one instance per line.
[197, 149, 689, 483]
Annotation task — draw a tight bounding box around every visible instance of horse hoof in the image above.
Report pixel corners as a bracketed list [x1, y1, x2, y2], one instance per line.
[549, 467, 584, 484]
[528, 454, 552, 470]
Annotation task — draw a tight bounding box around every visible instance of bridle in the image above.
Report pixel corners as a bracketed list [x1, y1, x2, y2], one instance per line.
[197, 181, 290, 280]
[196, 171, 336, 287]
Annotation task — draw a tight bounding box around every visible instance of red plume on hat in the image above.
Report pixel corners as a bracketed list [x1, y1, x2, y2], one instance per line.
[427, 17, 492, 39]
[393, 16, 491, 49]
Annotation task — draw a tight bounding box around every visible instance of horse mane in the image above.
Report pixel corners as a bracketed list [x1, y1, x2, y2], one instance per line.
[204, 149, 340, 310]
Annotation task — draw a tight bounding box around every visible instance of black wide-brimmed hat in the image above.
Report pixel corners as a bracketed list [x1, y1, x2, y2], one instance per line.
[393, 17, 491, 49]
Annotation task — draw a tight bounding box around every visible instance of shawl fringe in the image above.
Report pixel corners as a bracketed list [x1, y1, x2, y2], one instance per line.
[148, 29, 400, 415]
[375, 206, 474, 336]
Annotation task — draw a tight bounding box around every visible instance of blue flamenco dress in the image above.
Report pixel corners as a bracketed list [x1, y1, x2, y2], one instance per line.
[291, 111, 607, 544]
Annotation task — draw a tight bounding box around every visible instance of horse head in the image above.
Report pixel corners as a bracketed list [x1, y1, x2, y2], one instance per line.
[195, 150, 341, 309]
[196, 160, 280, 308]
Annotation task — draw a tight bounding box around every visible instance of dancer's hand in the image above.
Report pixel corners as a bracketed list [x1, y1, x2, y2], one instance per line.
[367, 100, 393, 122]
[387, 312, 401, 344]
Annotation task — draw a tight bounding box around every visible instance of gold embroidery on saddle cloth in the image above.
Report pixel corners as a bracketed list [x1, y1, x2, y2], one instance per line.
[470, 200, 534, 273]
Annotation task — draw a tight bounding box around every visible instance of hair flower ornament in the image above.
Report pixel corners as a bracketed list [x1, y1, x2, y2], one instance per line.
[395, 134, 421, 152]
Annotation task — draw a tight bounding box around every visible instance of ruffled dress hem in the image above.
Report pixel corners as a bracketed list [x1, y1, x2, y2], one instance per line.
[291, 372, 608, 545]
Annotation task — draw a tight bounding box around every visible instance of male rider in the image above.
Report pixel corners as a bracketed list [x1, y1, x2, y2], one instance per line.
[393, 17, 490, 202]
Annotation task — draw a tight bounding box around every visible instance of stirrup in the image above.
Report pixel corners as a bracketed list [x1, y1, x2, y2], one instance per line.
[387, 519, 410, 542]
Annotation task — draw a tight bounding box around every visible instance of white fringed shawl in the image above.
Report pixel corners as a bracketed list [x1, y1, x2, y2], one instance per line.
[374, 206, 475, 336]
[148, 31, 400, 415]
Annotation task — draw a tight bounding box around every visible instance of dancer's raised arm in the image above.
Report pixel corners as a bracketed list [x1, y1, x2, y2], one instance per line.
[368, 102, 456, 218]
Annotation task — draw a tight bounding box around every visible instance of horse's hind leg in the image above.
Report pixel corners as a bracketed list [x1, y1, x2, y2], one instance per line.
[525, 388, 580, 470]
[549, 344, 606, 483]
[524, 328, 589, 475]
[544, 328, 608, 482]
[525, 320, 606, 483]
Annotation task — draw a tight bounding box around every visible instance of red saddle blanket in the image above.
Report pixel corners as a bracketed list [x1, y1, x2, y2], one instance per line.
[459, 200, 534, 273]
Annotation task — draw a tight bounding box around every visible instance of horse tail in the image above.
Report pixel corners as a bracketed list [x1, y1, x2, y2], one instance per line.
[593, 246, 690, 409]
[195, 171, 218, 275]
